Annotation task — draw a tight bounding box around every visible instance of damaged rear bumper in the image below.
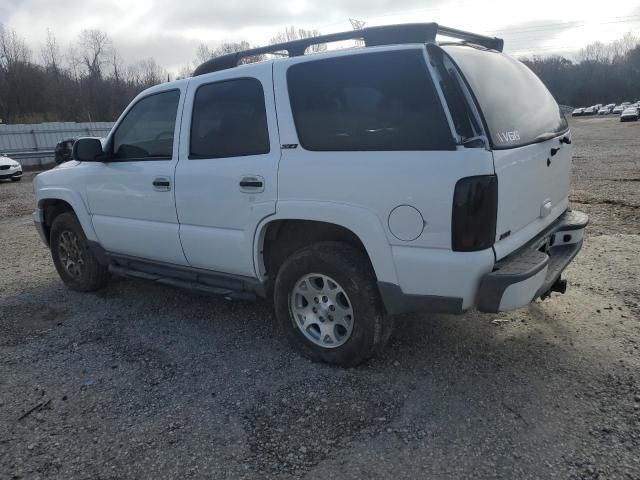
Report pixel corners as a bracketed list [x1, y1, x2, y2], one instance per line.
[477, 210, 589, 313]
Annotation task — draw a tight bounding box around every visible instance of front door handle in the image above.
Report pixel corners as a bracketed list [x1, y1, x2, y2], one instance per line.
[152, 177, 171, 191]
[239, 175, 265, 193]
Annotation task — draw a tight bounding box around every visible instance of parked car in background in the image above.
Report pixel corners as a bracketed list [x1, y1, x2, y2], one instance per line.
[597, 108, 609, 115]
[583, 106, 596, 115]
[54, 138, 76, 165]
[620, 107, 639, 122]
[606, 103, 616, 112]
[572, 107, 585, 116]
[0, 153, 22, 182]
[612, 105, 625, 114]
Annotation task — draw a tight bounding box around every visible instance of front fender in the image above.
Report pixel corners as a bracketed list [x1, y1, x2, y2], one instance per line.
[253, 200, 399, 286]
[35, 186, 98, 242]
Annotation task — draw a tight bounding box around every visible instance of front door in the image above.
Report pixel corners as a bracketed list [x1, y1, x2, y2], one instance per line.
[84, 87, 188, 265]
[174, 64, 280, 277]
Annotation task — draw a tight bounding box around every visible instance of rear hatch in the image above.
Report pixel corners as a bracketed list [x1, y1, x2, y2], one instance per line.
[442, 45, 571, 259]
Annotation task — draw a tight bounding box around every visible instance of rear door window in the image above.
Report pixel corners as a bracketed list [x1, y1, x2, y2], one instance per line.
[189, 78, 269, 159]
[442, 45, 568, 149]
[287, 49, 455, 151]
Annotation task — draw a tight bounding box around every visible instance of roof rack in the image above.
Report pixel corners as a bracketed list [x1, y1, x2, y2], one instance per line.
[193, 23, 504, 76]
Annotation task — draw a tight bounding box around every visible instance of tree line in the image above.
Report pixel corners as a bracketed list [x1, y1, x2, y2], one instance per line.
[1, 23, 639, 124]
[520, 33, 640, 107]
[0, 27, 169, 123]
[0, 24, 323, 124]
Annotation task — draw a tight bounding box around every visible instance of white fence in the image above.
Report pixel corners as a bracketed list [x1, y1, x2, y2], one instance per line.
[0, 122, 114, 168]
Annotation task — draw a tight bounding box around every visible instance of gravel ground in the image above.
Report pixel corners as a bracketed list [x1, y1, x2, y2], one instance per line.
[1, 117, 639, 479]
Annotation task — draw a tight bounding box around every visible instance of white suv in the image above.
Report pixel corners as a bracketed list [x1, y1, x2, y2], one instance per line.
[32, 23, 588, 366]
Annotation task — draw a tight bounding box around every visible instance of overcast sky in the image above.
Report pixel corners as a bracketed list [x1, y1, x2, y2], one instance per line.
[2, 0, 640, 74]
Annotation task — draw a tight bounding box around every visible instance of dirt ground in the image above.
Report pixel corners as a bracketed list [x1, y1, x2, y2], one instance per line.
[1, 116, 639, 480]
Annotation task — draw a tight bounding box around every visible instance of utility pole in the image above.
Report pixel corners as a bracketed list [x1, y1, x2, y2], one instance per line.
[349, 18, 366, 47]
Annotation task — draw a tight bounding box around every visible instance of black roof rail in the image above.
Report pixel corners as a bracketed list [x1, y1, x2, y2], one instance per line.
[193, 23, 504, 76]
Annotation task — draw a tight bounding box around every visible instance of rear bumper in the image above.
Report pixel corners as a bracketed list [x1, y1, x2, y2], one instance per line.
[477, 210, 588, 313]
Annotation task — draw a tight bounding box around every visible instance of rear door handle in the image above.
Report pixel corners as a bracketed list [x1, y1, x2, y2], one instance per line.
[152, 177, 171, 191]
[239, 175, 265, 193]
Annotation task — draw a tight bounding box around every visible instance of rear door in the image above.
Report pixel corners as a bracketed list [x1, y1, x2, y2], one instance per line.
[442, 45, 572, 259]
[174, 63, 280, 277]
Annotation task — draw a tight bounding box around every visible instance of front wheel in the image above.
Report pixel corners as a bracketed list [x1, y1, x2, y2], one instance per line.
[274, 242, 392, 367]
[50, 212, 109, 291]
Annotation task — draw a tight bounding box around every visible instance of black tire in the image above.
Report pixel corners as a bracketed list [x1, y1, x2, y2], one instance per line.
[274, 241, 392, 367]
[50, 212, 109, 291]
[10, 177, 21, 182]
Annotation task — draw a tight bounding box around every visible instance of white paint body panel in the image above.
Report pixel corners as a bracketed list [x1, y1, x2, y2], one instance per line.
[83, 81, 190, 265]
[492, 133, 573, 260]
[391, 246, 495, 310]
[272, 46, 495, 252]
[174, 62, 281, 277]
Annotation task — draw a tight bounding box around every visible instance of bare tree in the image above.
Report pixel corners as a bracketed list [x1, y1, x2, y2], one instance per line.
[0, 25, 32, 69]
[40, 28, 61, 75]
[195, 43, 213, 65]
[76, 29, 112, 78]
[194, 40, 263, 66]
[127, 58, 167, 88]
[177, 63, 193, 79]
[110, 51, 125, 83]
[609, 33, 638, 62]
[578, 41, 611, 64]
[269, 26, 326, 53]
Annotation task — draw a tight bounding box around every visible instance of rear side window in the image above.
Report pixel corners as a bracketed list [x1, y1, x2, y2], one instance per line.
[190, 78, 270, 159]
[113, 89, 180, 161]
[442, 45, 568, 149]
[287, 50, 455, 151]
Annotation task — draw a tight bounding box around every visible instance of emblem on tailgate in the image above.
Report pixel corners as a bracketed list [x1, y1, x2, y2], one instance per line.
[496, 130, 520, 144]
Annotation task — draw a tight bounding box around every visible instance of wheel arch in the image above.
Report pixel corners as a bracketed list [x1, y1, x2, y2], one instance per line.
[36, 188, 98, 244]
[253, 202, 399, 287]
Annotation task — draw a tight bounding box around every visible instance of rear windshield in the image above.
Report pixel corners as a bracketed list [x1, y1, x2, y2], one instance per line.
[442, 45, 568, 149]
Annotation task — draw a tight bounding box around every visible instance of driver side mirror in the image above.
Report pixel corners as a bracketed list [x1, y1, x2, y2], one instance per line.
[72, 137, 106, 162]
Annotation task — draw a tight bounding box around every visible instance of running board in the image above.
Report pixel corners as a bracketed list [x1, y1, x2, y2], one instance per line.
[108, 264, 258, 301]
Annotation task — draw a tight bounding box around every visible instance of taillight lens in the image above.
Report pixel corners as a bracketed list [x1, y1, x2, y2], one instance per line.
[451, 175, 498, 251]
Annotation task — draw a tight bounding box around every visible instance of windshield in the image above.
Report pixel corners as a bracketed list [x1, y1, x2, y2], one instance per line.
[442, 45, 568, 149]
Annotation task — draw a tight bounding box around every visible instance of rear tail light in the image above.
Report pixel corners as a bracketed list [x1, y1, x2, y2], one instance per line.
[452, 175, 498, 251]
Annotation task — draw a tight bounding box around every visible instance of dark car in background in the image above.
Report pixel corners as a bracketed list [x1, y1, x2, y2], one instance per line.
[620, 107, 639, 122]
[54, 138, 76, 165]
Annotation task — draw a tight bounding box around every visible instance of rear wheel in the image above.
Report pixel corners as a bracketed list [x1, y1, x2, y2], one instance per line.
[274, 242, 392, 366]
[50, 212, 109, 291]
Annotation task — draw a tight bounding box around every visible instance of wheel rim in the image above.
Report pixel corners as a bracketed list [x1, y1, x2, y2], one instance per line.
[58, 230, 85, 279]
[289, 273, 354, 349]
